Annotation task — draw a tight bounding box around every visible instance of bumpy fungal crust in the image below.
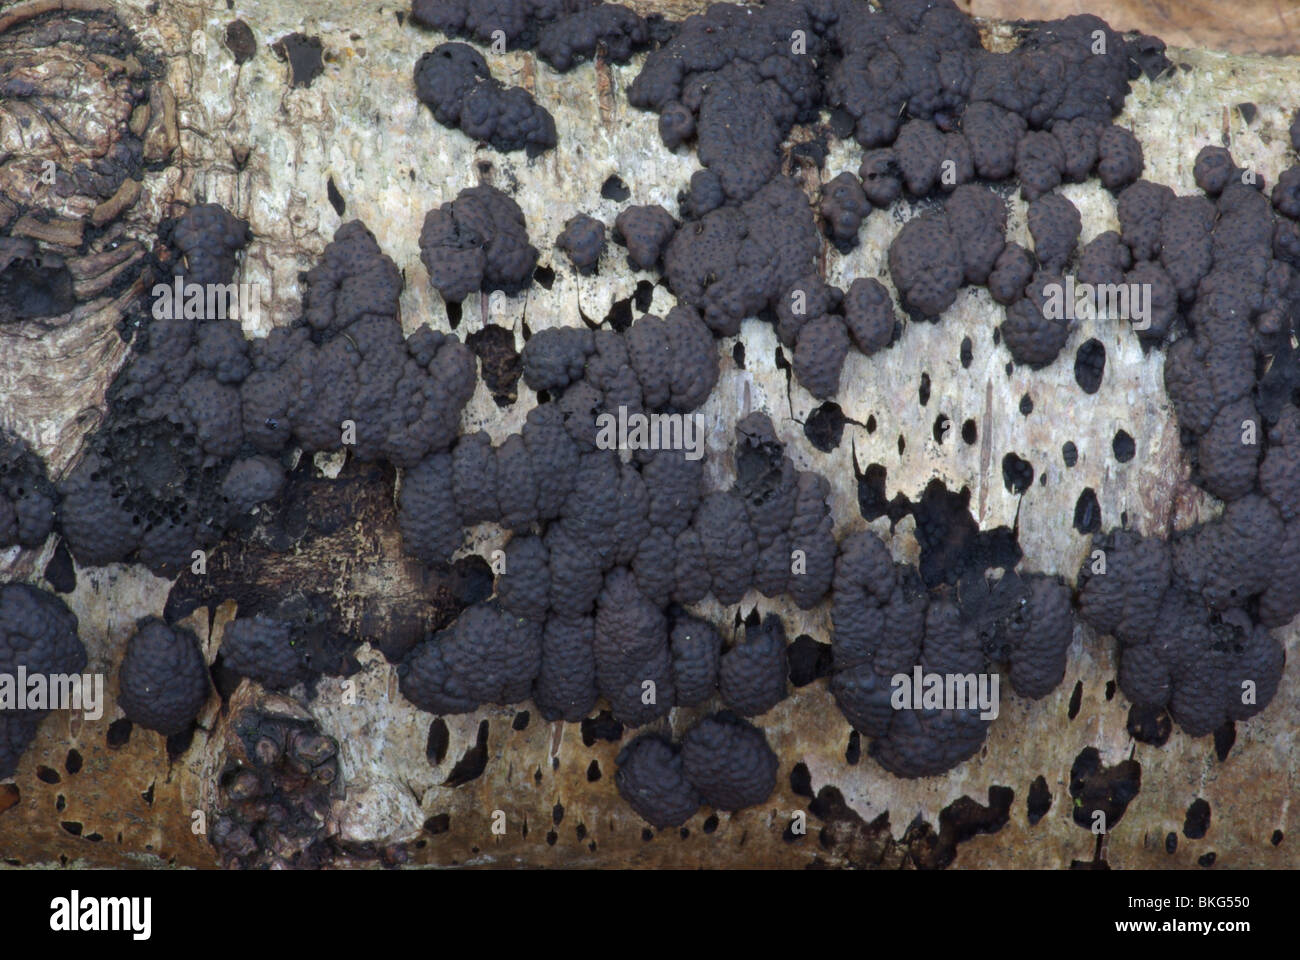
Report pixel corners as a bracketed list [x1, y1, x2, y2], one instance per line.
[419, 185, 539, 301]
[410, 0, 607, 52]
[0, 584, 86, 778]
[1118, 589, 1284, 738]
[719, 614, 788, 716]
[23, 0, 1300, 837]
[1261, 406, 1300, 521]
[669, 614, 721, 707]
[222, 456, 285, 513]
[1052, 116, 1101, 182]
[987, 573, 1074, 699]
[888, 212, 963, 316]
[613, 204, 675, 271]
[222, 615, 313, 690]
[962, 103, 1024, 181]
[117, 618, 210, 735]
[555, 214, 606, 273]
[533, 613, 597, 721]
[630, 3, 822, 200]
[68, 211, 476, 573]
[520, 326, 594, 394]
[625, 306, 719, 411]
[1027, 192, 1081, 270]
[1015, 131, 1065, 200]
[858, 149, 903, 207]
[171, 203, 252, 286]
[1096, 124, 1144, 190]
[865, 597, 990, 778]
[1273, 166, 1300, 219]
[614, 733, 701, 828]
[1193, 145, 1238, 197]
[1077, 230, 1130, 287]
[987, 242, 1035, 305]
[1000, 275, 1071, 367]
[1077, 529, 1171, 643]
[680, 711, 778, 812]
[593, 568, 672, 725]
[414, 42, 557, 156]
[842, 277, 897, 355]
[663, 176, 819, 336]
[793, 315, 851, 399]
[0, 431, 57, 549]
[536, 3, 648, 70]
[945, 184, 1008, 285]
[820, 172, 870, 250]
[1117, 179, 1174, 262]
[301, 219, 404, 335]
[399, 603, 542, 714]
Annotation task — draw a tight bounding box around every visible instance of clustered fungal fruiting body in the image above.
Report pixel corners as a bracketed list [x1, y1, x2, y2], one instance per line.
[2, 0, 1299, 851]
[414, 42, 557, 156]
[0, 583, 87, 778]
[117, 618, 210, 736]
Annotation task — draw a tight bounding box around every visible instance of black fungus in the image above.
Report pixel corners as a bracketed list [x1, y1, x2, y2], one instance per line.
[117, 618, 210, 735]
[419, 185, 539, 301]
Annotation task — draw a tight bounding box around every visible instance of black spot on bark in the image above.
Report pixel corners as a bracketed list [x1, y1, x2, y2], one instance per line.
[1068, 747, 1141, 830]
[1074, 338, 1106, 394]
[426, 718, 449, 766]
[933, 414, 950, 443]
[1127, 703, 1172, 745]
[467, 325, 521, 406]
[1001, 452, 1033, 493]
[424, 813, 451, 834]
[443, 719, 490, 787]
[1073, 487, 1101, 534]
[271, 33, 324, 89]
[43, 540, 76, 593]
[1112, 429, 1135, 463]
[787, 634, 832, 686]
[580, 711, 622, 747]
[601, 176, 630, 202]
[789, 762, 814, 799]
[326, 176, 345, 216]
[804, 402, 846, 452]
[224, 20, 256, 63]
[1026, 775, 1051, 825]
[106, 718, 133, 749]
[1213, 720, 1236, 761]
[1183, 798, 1211, 839]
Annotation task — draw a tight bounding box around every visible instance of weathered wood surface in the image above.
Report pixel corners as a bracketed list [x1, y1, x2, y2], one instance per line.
[0, 0, 1297, 868]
